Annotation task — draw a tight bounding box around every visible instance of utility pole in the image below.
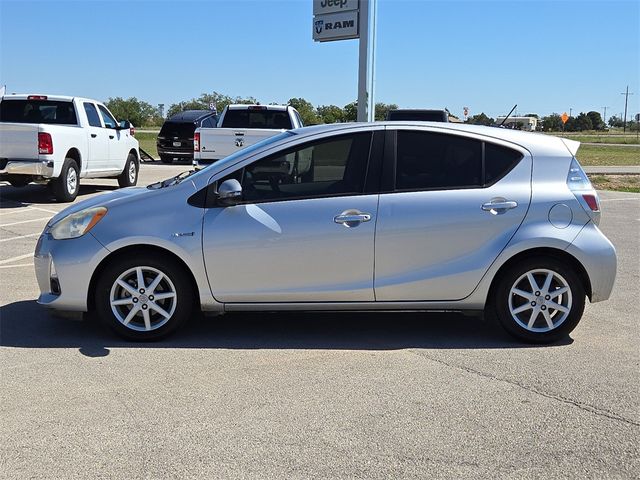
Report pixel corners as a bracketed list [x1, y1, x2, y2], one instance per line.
[621, 85, 634, 133]
[357, 0, 377, 122]
[602, 106, 609, 126]
[569, 108, 572, 118]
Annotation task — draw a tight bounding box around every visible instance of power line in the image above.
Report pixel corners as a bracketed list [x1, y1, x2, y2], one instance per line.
[621, 85, 634, 132]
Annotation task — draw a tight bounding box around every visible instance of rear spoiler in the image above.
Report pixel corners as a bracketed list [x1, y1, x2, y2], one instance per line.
[560, 138, 581, 157]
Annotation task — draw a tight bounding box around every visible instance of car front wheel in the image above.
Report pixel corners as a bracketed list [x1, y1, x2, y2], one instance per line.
[95, 254, 194, 341]
[118, 153, 139, 188]
[493, 257, 585, 343]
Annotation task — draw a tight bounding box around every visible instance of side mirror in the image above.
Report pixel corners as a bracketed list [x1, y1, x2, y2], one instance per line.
[117, 120, 131, 130]
[217, 179, 242, 205]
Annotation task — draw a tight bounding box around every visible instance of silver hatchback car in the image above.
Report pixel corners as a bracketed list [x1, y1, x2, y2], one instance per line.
[35, 123, 616, 342]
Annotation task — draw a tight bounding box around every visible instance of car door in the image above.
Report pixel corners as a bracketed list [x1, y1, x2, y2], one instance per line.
[82, 102, 108, 173]
[202, 130, 381, 303]
[98, 104, 126, 171]
[374, 128, 532, 301]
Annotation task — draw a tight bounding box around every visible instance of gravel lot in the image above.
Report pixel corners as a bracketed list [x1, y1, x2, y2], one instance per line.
[1, 163, 638, 479]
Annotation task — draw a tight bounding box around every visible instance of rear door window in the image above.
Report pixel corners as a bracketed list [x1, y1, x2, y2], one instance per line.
[395, 131, 483, 190]
[0, 100, 77, 125]
[83, 103, 102, 127]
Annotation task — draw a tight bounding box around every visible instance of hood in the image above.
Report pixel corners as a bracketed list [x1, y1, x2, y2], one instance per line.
[46, 186, 151, 227]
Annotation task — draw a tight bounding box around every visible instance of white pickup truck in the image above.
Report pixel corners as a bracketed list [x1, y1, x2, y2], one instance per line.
[193, 104, 303, 165]
[0, 94, 140, 202]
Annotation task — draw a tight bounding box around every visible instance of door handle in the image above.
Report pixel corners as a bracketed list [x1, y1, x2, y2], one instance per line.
[334, 210, 371, 227]
[91, 133, 97, 138]
[482, 199, 518, 214]
[109, 135, 115, 139]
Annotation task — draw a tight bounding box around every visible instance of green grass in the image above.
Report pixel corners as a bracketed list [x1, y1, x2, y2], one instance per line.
[135, 132, 158, 158]
[555, 134, 639, 144]
[589, 174, 640, 193]
[576, 144, 640, 166]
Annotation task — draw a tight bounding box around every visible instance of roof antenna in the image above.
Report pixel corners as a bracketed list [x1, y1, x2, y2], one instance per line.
[500, 104, 517, 126]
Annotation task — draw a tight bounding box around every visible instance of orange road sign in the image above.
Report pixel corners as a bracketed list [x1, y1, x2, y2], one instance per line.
[561, 112, 569, 124]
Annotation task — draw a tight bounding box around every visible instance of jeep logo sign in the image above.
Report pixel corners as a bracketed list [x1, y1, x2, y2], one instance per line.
[313, 0, 358, 15]
[312, 10, 359, 42]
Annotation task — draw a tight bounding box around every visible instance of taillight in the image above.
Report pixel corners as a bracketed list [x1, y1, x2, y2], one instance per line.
[28, 95, 48, 100]
[582, 194, 600, 212]
[38, 132, 53, 154]
[566, 157, 601, 224]
[130, 126, 135, 136]
[194, 132, 200, 152]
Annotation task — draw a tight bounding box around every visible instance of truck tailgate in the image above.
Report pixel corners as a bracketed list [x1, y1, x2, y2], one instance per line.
[0, 123, 38, 159]
[200, 128, 282, 160]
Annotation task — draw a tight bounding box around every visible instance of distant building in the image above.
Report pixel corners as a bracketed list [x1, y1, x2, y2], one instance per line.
[495, 116, 538, 131]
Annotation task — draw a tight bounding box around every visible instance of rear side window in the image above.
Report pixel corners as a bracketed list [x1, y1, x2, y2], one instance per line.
[159, 121, 195, 138]
[202, 117, 216, 128]
[396, 131, 482, 190]
[221, 109, 293, 129]
[0, 100, 77, 125]
[83, 103, 102, 127]
[484, 142, 523, 185]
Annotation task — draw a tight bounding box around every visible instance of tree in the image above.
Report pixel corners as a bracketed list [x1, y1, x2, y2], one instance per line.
[105, 97, 161, 127]
[608, 115, 624, 128]
[287, 97, 320, 125]
[343, 101, 358, 122]
[586, 111, 605, 130]
[575, 112, 593, 131]
[167, 91, 256, 118]
[467, 112, 494, 126]
[541, 113, 562, 131]
[374, 102, 398, 121]
[316, 105, 344, 124]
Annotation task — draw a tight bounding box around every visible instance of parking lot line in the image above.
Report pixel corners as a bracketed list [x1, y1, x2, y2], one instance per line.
[0, 253, 33, 265]
[0, 216, 50, 228]
[0, 233, 41, 243]
[0, 263, 32, 269]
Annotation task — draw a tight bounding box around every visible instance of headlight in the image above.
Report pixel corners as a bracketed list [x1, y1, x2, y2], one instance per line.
[50, 207, 108, 240]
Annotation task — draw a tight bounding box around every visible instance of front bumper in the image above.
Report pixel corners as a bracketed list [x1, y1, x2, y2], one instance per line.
[0, 158, 54, 177]
[35, 231, 110, 312]
[566, 222, 617, 303]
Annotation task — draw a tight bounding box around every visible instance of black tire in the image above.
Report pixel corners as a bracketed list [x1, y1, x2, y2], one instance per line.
[493, 257, 585, 343]
[160, 154, 173, 164]
[51, 158, 79, 202]
[94, 253, 194, 341]
[118, 153, 139, 188]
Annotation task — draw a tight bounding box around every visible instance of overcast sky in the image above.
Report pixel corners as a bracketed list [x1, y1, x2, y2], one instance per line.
[1, 0, 638, 119]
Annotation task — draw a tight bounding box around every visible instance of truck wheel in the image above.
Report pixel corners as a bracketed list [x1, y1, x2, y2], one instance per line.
[160, 154, 173, 164]
[51, 158, 80, 202]
[118, 153, 139, 188]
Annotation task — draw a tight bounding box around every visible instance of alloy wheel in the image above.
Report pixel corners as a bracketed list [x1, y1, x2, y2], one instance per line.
[508, 268, 572, 333]
[109, 266, 177, 332]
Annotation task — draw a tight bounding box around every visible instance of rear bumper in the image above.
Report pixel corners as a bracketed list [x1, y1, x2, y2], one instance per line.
[157, 147, 193, 159]
[566, 222, 617, 303]
[0, 158, 54, 177]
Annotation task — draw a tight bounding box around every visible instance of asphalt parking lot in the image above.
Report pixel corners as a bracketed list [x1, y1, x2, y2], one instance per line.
[1, 164, 638, 479]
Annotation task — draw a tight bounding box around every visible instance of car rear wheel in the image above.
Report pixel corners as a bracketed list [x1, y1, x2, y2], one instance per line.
[95, 254, 194, 341]
[493, 257, 585, 343]
[50, 158, 79, 202]
[117, 153, 139, 187]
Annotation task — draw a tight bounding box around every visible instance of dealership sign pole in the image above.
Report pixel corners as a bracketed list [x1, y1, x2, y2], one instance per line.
[313, 0, 376, 122]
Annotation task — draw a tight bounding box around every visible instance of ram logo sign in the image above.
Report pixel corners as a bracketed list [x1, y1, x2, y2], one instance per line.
[312, 10, 359, 42]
